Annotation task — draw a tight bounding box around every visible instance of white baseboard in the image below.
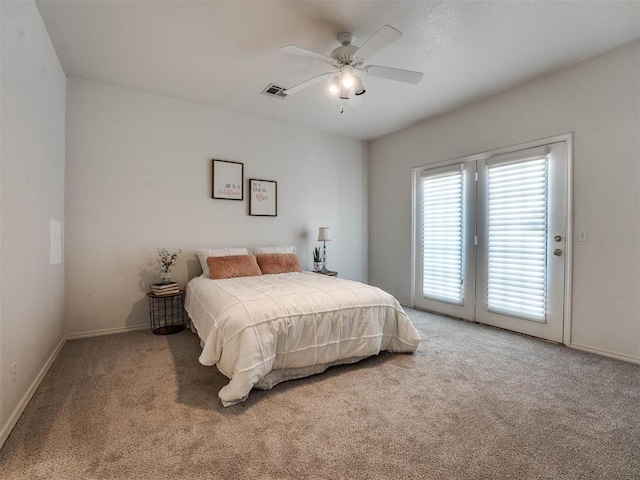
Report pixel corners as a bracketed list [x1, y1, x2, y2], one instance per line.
[0, 335, 67, 450]
[570, 343, 640, 365]
[66, 323, 149, 340]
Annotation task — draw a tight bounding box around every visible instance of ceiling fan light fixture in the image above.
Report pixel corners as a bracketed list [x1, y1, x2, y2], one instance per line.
[280, 25, 424, 108]
[341, 65, 355, 88]
[342, 76, 354, 89]
[327, 75, 340, 95]
[353, 76, 366, 95]
[339, 84, 350, 100]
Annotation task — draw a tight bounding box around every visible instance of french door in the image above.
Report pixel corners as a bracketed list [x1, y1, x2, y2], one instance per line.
[414, 140, 568, 343]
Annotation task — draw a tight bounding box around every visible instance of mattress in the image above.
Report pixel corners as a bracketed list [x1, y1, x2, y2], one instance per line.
[185, 272, 420, 406]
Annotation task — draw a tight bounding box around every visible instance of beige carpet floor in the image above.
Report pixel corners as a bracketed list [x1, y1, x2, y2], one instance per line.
[0, 308, 638, 479]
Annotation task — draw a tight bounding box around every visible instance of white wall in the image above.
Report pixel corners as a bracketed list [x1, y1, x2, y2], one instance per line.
[1, 0, 66, 440]
[65, 78, 366, 335]
[369, 40, 640, 362]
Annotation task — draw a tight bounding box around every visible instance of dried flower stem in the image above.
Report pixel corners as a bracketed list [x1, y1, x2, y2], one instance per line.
[157, 248, 182, 273]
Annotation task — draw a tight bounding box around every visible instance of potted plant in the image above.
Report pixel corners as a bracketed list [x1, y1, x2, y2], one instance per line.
[312, 247, 322, 272]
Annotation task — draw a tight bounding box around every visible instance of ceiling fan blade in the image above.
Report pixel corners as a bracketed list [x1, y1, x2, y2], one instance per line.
[354, 25, 402, 60]
[284, 72, 334, 95]
[364, 65, 424, 85]
[280, 45, 335, 65]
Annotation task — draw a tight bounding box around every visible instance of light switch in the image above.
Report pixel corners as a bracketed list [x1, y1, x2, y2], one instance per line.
[577, 229, 588, 242]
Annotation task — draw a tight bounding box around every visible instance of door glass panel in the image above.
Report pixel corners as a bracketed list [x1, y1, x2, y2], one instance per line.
[486, 157, 548, 322]
[421, 168, 464, 304]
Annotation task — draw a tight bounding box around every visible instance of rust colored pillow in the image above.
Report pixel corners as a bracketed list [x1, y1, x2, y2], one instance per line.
[207, 255, 262, 280]
[255, 253, 302, 274]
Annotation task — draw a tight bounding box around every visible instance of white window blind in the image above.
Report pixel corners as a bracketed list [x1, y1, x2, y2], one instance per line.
[486, 157, 548, 322]
[421, 165, 464, 305]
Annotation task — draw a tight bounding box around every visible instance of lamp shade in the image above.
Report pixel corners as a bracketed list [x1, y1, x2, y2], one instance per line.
[341, 66, 355, 88]
[353, 75, 366, 96]
[328, 75, 340, 95]
[339, 84, 350, 100]
[317, 227, 331, 242]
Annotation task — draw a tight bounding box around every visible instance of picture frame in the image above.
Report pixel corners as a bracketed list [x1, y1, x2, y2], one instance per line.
[249, 179, 277, 216]
[212, 159, 243, 200]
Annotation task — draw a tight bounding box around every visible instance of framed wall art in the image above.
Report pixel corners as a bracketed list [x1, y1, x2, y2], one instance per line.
[249, 179, 277, 216]
[212, 159, 243, 200]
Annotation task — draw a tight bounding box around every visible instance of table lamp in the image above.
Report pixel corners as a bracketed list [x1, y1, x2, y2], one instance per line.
[317, 227, 331, 273]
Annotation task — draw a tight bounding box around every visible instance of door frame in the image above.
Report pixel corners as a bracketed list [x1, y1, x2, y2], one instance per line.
[411, 133, 573, 346]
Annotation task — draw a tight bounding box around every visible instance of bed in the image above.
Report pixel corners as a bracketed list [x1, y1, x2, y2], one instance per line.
[184, 250, 420, 406]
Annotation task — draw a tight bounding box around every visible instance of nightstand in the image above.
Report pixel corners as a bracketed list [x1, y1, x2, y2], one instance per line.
[146, 290, 185, 335]
[316, 270, 338, 278]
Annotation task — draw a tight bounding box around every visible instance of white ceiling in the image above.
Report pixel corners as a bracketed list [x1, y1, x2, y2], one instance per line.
[35, 0, 640, 141]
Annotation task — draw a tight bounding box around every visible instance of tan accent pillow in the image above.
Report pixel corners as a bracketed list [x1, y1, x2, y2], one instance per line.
[197, 247, 249, 277]
[207, 255, 262, 280]
[255, 253, 302, 274]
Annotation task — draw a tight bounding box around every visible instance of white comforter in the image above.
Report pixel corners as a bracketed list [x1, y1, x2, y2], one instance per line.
[185, 272, 420, 406]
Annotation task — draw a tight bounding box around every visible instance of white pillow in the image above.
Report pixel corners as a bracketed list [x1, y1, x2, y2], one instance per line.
[253, 246, 297, 255]
[197, 248, 249, 277]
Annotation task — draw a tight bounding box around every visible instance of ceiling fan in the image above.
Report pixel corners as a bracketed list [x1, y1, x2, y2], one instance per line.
[280, 25, 424, 102]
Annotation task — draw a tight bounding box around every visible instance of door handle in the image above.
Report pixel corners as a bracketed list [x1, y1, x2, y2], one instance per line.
[553, 249, 562, 257]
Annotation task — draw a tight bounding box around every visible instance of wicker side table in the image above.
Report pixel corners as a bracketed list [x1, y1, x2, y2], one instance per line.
[146, 290, 185, 335]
